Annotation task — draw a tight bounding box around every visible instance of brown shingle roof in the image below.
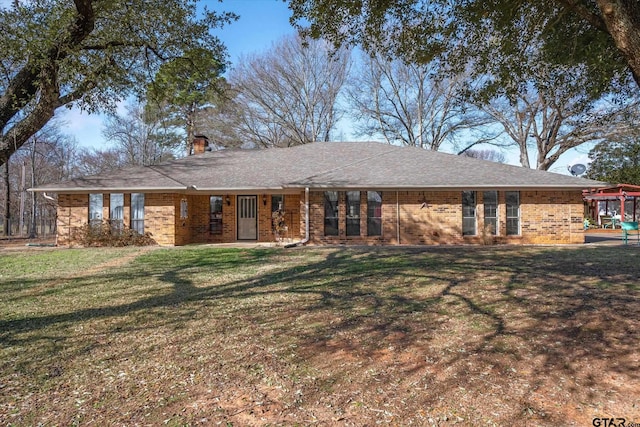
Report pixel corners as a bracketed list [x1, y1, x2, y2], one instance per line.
[33, 141, 606, 192]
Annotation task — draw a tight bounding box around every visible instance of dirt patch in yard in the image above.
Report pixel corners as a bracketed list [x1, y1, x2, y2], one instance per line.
[0, 236, 56, 250]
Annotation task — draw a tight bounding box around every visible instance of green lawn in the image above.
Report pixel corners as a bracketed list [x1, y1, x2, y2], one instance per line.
[1, 245, 639, 426]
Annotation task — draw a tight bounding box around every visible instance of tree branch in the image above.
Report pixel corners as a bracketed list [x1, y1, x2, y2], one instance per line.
[1, 0, 96, 164]
[555, 0, 609, 32]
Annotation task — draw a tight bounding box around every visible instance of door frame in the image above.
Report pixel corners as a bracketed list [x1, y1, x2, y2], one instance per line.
[237, 195, 258, 240]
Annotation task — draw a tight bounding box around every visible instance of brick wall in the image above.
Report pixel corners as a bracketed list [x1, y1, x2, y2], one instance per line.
[145, 193, 177, 246]
[257, 195, 272, 242]
[262, 193, 302, 242]
[56, 189, 584, 246]
[519, 190, 584, 244]
[57, 194, 88, 246]
[146, 192, 303, 245]
[140, 193, 304, 245]
[308, 189, 585, 245]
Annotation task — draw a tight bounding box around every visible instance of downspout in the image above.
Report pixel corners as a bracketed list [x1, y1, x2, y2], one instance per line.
[396, 190, 400, 245]
[285, 187, 310, 248]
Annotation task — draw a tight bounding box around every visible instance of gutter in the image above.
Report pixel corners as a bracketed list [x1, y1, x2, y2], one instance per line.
[43, 192, 57, 203]
[284, 187, 310, 248]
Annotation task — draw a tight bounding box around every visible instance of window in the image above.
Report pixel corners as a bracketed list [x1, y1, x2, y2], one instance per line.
[324, 191, 339, 236]
[462, 191, 476, 236]
[346, 191, 361, 236]
[210, 196, 223, 234]
[89, 194, 103, 228]
[483, 191, 497, 235]
[506, 191, 520, 235]
[110, 193, 124, 234]
[131, 193, 145, 235]
[271, 194, 284, 212]
[271, 194, 285, 234]
[367, 191, 382, 236]
[180, 198, 188, 219]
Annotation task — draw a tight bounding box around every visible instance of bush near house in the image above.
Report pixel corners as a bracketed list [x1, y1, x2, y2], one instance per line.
[73, 220, 156, 247]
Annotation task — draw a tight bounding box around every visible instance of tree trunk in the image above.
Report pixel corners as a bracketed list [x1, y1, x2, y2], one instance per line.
[596, 0, 640, 86]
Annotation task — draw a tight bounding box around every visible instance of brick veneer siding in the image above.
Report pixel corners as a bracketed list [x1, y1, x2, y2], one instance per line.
[56, 192, 179, 246]
[307, 190, 585, 245]
[57, 194, 88, 246]
[176, 193, 303, 244]
[517, 190, 584, 244]
[145, 193, 178, 246]
[175, 194, 235, 244]
[143, 192, 303, 246]
[56, 189, 583, 246]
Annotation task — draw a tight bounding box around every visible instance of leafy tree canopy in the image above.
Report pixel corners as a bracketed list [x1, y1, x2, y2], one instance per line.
[0, 0, 236, 165]
[146, 47, 227, 155]
[587, 133, 640, 185]
[147, 47, 225, 111]
[288, 0, 640, 98]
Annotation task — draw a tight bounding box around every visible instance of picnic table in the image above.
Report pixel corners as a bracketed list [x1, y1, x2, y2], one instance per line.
[601, 215, 623, 229]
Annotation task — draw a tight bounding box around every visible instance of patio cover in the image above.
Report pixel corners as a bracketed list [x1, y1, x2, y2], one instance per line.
[583, 184, 640, 221]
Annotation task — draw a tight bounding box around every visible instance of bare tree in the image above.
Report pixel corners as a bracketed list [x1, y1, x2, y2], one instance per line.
[74, 147, 127, 176]
[102, 101, 180, 166]
[347, 53, 489, 151]
[2, 160, 9, 236]
[480, 84, 639, 170]
[228, 34, 350, 148]
[2, 121, 78, 236]
[195, 82, 246, 150]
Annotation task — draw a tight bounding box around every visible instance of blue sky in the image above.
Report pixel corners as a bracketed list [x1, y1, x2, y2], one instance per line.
[210, 0, 296, 64]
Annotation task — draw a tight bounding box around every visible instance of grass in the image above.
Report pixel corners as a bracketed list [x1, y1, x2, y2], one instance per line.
[1, 244, 640, 426]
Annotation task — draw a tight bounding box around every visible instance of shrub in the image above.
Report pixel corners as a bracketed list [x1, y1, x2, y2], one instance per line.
[272, 209, 287, 241]
[73, 220, 156, 247]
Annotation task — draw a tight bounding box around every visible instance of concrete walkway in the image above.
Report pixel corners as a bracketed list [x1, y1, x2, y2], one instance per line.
[584, 230, 640, 245]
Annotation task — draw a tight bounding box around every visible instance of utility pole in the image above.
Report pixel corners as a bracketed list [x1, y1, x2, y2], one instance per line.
[19, 161, 25, 237]
[28, 136, 37, 238]
[2, 160, 9, 236]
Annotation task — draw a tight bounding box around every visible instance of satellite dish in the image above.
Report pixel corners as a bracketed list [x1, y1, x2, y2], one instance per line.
[568, 164, 587, 176]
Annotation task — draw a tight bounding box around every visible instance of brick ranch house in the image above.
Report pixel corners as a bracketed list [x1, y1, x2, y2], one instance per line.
[32, 138, 605, 246]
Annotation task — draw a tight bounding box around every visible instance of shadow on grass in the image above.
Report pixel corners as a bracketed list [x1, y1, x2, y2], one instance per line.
[1, 245, 639, 423]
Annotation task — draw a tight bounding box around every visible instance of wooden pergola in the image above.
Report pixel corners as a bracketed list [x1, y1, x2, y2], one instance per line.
[583, 184, 640, 223]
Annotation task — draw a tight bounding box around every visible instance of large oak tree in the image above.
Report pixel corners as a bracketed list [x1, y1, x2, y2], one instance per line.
[288, 1, 640, 95]
[0, 0, 234, 166]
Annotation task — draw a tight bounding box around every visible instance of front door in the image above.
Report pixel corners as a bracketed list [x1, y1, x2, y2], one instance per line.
[237, 195, 258, 240]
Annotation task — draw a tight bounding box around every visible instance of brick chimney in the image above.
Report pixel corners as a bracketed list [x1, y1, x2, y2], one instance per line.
[193, 135, 210, 154]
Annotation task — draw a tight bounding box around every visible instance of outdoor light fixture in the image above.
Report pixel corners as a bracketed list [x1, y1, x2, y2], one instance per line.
[263, 194, 267, 206]
[225, 195, 230, 206]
